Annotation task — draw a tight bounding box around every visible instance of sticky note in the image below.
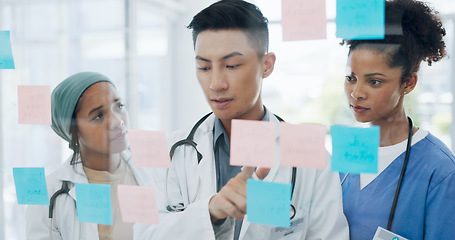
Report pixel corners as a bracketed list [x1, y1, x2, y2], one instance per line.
[128, 129, 171, 168]
[117, 185, 159, 224]
[280, 123, 327, 169]
[336, 0, 385, 40]
[0, 31, 15, 69]
[13, 167, 49, 205]
[230, 120, 276, 168]
[281, 0, 327, 41]
[75, 183, 112, 225]
[247, 179, 291, 228]
[18, 85, 52, 125]
[331, 125, 380, 173]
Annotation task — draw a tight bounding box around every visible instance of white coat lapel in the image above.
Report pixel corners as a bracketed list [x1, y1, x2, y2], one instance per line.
[196, 114, 218, 197]
[52, 159, 99, 239]
[55, 160, 89, 200]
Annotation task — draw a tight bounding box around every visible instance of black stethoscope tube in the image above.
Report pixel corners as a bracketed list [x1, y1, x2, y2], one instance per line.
[49, 181, 70, 219]
[289, 166, 297, 220]
[387, 116, 413, 230]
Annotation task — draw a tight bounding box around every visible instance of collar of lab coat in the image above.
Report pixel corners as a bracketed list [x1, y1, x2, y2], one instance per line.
[192, 113, 218, 196]
[51, 150, 153, 200]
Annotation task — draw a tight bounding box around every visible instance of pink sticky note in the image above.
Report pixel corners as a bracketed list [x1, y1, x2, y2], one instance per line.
[281, 0, 327, 41]
[117, 185, 159, 224]
[17, 85, 51, 125]
[128, 129, 171, 168]
[280, 123, 327, 169]
[230, 120, 276, 168]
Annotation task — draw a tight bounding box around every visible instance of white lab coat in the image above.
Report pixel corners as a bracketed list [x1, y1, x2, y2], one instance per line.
[135, 112, 349, 240]
[25, 151, 155, 240]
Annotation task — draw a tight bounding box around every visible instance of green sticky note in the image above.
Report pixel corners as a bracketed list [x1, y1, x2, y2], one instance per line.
[0, 31, 15, 69]
[75, 183, 112, 225]
[13, 167, 49, 205]
[247, 179, 292, 228]
[331, 125, 380, 173]
[336, 0, 385, 40]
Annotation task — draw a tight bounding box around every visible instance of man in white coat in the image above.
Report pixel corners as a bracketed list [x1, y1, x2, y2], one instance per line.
[135, 0, 349, 239]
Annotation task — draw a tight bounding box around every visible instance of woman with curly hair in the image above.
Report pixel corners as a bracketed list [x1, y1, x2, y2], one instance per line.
[339, 0, 455, 239]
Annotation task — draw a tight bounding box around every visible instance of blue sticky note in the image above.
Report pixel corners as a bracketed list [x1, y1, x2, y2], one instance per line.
[331, 125, 380, 173]
[0, 31, 15, 69]
[247, 179, 291, 228]
[75, 183, 112, 225]
[13, 167, 49, 205]
[336, 0, 385, 40]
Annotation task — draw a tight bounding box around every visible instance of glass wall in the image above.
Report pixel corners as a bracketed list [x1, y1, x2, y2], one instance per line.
[1, 0, 454, 238]
[1, 0, 173, 238]
[254, 0, 455, 148]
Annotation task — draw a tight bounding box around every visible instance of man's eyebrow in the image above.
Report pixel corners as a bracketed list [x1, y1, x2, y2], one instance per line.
[221, 52, 244, 60]
[195, 52, 244, 62]
[195, 55, 210, 62]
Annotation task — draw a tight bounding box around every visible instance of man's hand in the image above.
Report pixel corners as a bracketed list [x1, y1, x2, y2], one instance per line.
[208, 167, 270, 223]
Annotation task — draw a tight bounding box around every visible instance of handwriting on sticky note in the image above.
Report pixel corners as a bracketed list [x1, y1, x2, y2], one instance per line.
[18, 85, 51, 125]
[280, 123, 326, 169]
[336, 0, 385, 40]
[75, 183, 112, 225]
[13, 167, 49, 205]
[129, 129, 171, 168]
[0, 31, 15, 69]
[331, 125, 379, 173]
[117, 185, 159, 224]
[247, 179, 291, 228]
[230, 120, 276, 168]
[281, 0, 327, 41]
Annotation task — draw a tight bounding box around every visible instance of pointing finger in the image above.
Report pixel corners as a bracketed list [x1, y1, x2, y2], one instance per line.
[255, 167, 271, 180]
[238, 166, 255, 180]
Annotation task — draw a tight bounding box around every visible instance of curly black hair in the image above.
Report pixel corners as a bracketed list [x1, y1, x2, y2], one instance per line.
[341, 0, 446, 84]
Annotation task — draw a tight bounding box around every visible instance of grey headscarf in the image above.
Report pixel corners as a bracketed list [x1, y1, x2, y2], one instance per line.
[51, 72, 113, 148]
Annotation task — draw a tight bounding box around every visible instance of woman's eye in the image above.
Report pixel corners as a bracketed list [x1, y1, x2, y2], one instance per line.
[345, 76, 355, 82]
[92, 113, 103, 121]
[370, 79, 381, 85]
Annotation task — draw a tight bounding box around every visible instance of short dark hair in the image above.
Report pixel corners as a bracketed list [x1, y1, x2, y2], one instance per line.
[187, 0, 269, 57]
[341, 0, 446, 84]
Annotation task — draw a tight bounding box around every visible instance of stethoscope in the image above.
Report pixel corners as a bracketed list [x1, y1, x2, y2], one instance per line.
[47, 153, 128, 239]
[165, 112, 298, 220]
[340, 116, 413, 231]
[48, 180, 70, 239]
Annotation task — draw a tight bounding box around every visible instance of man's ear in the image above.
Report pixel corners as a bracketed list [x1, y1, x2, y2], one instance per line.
[402, 72, 418, 95]
[262, 52, 276, 78]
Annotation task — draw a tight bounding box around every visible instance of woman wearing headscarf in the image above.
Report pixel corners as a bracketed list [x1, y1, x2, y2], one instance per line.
[339, 0, 455, 239]
[25, 72, 154, 240]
